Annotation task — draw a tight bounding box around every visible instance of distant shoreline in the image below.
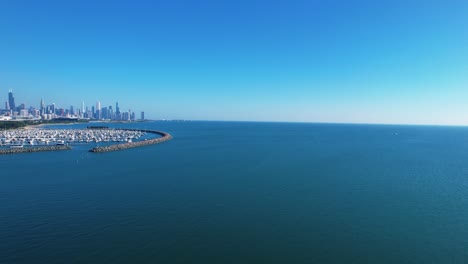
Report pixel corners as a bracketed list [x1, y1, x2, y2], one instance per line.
[1, 119, 155, 131]
[0, 119, 89, 130]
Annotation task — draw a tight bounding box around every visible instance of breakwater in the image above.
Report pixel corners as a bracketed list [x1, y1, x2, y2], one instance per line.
[90, 129, 172, 153]
[0, 145, 71, 155]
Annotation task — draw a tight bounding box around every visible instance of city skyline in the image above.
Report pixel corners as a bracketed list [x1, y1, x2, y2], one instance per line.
[0, 89, 144, 121]
[1, 1, 468, 125]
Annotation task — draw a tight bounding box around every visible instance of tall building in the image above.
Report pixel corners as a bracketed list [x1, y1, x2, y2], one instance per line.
[115, 102, 120, 120]
[141, 111, 145, 120]
[102, 107, 108, 119]
[8, 90, 15, 112]
[96, 101, 101, 119]
[122, 111, 130, 121]
[108, 105, 114, 120]
[40, 98, 45, 116]
[20, 109, 28, 117]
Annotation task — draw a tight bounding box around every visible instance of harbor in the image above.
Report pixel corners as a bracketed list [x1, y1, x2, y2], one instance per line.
[0, 127, 172, 154]
[0, 128, 145, 147]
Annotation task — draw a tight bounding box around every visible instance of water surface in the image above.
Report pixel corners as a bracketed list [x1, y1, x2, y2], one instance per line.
[1, 122, 468, 263]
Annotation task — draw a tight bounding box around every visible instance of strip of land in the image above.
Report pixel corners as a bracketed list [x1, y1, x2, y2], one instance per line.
[90, 130, 172, 153]
[0, 119, 89, 130]
[0, 145, 71, 155]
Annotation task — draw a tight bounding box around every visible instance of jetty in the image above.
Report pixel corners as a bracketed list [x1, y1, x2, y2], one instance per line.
[90, 130, 172, 153]
[0, 145, 71, 155]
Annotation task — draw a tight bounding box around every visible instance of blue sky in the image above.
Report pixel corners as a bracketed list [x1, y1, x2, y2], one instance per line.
[1, 0, 467, 124]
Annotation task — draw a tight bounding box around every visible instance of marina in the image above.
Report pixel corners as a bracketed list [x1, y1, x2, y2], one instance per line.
[0, 128, 146, 147]
[0, 127, 173, 154]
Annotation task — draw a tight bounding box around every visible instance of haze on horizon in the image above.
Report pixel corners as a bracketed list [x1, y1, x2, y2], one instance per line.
[1, 0, 467, 125]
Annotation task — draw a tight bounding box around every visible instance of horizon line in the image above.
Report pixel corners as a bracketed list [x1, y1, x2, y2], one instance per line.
[150, 119, 468, 128]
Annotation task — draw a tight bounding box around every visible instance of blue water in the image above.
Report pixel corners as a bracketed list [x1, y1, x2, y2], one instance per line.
[1, 121, 468, 263]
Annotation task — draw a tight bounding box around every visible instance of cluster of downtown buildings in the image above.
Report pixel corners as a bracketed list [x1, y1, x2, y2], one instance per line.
[0, 90, 145, 121]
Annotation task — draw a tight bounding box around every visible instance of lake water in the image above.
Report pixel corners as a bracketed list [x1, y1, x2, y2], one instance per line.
[1, 121, 468, 263]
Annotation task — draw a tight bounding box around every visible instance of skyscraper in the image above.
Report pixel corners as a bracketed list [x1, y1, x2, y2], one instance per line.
[102, 107, 108, 119]
[8, 90, 15, 112]
[40, 98, 45, 116]
[116, 102, 120, 120]
[108, 105, 114, 120]
[96, 101, 101, 119]
[141, 111, 145, 120]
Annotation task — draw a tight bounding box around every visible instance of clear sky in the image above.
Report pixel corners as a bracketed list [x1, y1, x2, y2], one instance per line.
[1, 0, 467, 124]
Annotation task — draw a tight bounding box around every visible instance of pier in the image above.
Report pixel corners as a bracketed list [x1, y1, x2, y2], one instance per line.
[90, 130, 172, 153]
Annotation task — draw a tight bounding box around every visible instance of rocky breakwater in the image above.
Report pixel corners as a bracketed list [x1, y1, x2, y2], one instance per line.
[0, 145, 71, 155]
[90, 130, 172, 153]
